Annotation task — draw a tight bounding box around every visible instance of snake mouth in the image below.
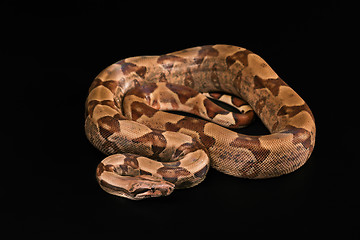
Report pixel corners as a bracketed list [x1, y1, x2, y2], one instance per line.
[131, 183, 175, 200]
[132, 188, 153, 195]
[99, 178, 175, 200]
[133, 188, 161, 199]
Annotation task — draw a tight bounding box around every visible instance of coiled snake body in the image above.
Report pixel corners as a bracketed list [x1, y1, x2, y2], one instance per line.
[85, 45, 316, 200]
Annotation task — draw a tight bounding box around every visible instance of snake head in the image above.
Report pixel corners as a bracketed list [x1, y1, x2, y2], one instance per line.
[98, 172, 175, 200]
[128, 177, 175, 200]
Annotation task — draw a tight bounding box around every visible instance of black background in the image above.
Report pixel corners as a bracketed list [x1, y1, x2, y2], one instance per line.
[4, 1, 358, 238]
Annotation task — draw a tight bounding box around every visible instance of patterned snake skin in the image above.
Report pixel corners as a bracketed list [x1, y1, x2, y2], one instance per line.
[85, 44, 316, 200]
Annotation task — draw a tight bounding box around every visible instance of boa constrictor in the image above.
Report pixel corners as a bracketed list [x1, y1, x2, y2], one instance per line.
[85, 44, 316, 200]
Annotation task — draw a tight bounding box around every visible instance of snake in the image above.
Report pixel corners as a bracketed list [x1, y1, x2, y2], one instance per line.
[85, 44, 316, 200]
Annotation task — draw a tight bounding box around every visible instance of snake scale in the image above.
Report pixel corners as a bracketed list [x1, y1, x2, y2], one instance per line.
[85, 44, 316, 200]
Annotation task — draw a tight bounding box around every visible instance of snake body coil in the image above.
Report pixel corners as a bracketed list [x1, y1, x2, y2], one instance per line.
[85, 45, 316, 200]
